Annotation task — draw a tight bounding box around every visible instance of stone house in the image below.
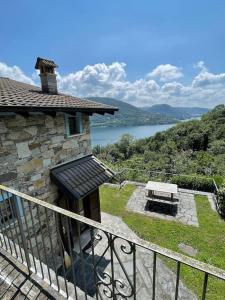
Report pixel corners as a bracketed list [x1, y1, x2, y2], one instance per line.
[0, 57, 117, 253]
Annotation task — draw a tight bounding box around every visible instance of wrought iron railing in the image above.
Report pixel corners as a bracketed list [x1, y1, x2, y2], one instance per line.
[0, 184, 225, 299]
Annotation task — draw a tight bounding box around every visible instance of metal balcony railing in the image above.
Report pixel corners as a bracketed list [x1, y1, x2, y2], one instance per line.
[0, 184, 225, 299]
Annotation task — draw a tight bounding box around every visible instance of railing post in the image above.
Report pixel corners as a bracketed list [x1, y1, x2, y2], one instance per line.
[152, 251, 157, 300]
[14, 195, 31, 272]
[109, 233, 116, 300]
[133, 243, 136, 300]
[175, 261, 180, 300]
[202, 273, 208, 300]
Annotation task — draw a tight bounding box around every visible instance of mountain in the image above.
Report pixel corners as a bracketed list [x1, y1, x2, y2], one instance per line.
[88, 97, 177, 127]
[142, 104, 209, 120]
[94, 104, 225, 177]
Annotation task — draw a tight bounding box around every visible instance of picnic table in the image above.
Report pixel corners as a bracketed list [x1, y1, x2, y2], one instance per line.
[145, 181, 178, 201]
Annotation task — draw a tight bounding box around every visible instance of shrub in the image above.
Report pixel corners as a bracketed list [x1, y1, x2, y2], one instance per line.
[213, 176, 225, 188]
[171, 175, 215, 192]
[217, 186, 225, 216]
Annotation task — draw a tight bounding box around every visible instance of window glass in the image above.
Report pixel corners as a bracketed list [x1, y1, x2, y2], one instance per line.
[65, 113, 83, 136]
[0, 193, 20, 227]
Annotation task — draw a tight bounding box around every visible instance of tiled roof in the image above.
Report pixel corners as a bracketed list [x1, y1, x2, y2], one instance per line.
[0, 77, 118, 114]
[50, 155, 114, 200]
[35, 57, 58, 69]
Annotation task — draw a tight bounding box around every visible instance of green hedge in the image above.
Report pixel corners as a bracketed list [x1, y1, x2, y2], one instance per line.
[217, 186, 225, 216]
[213, 176, 225, 188]
[171, 175, 215, 192]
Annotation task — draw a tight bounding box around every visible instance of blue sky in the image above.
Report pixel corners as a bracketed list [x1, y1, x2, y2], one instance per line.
[1, 0, 225, 107]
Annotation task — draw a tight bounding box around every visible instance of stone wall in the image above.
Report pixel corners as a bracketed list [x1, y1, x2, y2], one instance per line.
[0, 112, 92, 259]
[0, 112, 92, 202]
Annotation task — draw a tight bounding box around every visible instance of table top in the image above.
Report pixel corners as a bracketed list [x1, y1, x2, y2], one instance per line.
[145, 181, 178, 194]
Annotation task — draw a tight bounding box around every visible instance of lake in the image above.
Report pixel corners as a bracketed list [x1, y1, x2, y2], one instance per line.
[91, 123, 176, 147]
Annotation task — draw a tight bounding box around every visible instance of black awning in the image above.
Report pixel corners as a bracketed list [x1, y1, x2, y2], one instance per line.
[50, 155, 114, 200]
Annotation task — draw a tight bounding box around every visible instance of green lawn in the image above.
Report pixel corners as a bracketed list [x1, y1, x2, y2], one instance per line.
[100, 184, 225, 299]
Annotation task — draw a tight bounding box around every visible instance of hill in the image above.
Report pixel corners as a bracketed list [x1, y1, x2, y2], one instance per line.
[94, 105, 225, 177]
[88, 97, 177, 127]
[142, 104, 209, 120]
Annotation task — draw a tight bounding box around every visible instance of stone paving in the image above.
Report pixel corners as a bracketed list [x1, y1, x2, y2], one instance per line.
[90, 212, 197, 300]
[126, 186, 199, 226]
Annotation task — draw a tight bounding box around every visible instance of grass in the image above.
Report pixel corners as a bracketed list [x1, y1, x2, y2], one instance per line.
[100, 184, 225, 299]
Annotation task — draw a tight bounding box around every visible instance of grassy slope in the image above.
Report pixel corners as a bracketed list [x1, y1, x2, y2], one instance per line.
[100, 184, 225, 299]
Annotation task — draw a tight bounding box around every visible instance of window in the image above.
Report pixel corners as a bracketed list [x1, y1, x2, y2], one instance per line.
[65, 113, 83, 136]
[0, 192, 23, 227]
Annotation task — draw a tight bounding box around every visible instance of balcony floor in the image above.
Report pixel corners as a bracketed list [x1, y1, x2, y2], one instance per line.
[0, 251, 51, 300]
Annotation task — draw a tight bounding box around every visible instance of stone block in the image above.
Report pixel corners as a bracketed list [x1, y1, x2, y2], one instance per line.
[16, 141, 31, 158]
[29, 142, 41, 150]
[62, 139, 78, 150]
[31, 174, 42, 181]
[26, 116, 44, 126]
[51, 135, 64, 144]
[49, 128, 57, 135]
[7, 131, 32, 142]
[57, 125, 65, 134]
[5, 115, 26, 127]
[43, 159, 51, 168]
[33, 178, 46, 189]
[24, 126, 38, 136]
[42, 150, 54, 159]
[0, 121, 8, 133]
[40, 144, 48, 153]
[31, 147, 41, 156]
[0, 149, 10, 156]
[28, 185, 35, 192]
[2, 140, 14, 146]
[17, 159, 43, 174]
[0, 172, 17, 183]
[17, 162, 33, 174]
[78, 133, 89, 142]
[45, 116, 55, 128]
[32, 159, 43, 170]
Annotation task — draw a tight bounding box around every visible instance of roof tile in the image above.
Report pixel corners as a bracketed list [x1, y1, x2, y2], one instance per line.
[0, 77, 118, 114]
[50, 155, 114, 200]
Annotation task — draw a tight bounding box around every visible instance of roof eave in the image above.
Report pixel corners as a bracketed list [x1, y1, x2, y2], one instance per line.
[0, 106, 118, 115]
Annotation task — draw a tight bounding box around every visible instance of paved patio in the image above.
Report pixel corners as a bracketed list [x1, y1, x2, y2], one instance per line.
[72, 213, 197, 299]
[126, 186, 199, 226]
[92, 212, 197, 299]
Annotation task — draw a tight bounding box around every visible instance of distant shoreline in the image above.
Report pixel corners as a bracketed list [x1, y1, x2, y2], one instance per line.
[91, 123, 177, 147]
[90, 120, 179, 128]
[90, 116, 202, 129]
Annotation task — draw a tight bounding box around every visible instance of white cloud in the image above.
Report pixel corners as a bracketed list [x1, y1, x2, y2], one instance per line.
[147, 64, 183, 82]
[0, 62, 34, 85]
[192, 70, 225, 87]
[58, 62, 126, 93]
[1, 60, 225, 108]
[192, 60, 225, 87]
[194, 60, 207, 71]
[162, 82, 184, 94]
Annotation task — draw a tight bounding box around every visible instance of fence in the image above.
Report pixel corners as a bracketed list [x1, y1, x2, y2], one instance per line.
[0, 184, 225, 299]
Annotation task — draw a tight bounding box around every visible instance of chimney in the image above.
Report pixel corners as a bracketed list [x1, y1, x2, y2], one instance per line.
[35, 57, 58, 94]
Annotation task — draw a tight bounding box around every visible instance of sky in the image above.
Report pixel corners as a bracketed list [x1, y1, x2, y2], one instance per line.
[1, 0, 225, 108]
